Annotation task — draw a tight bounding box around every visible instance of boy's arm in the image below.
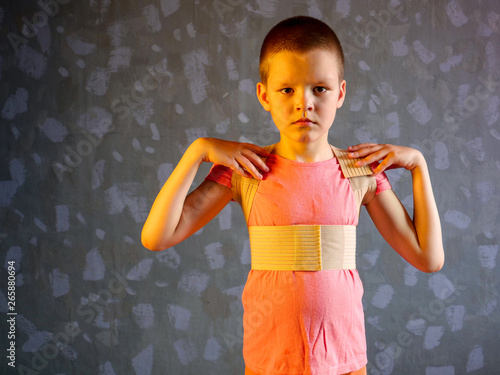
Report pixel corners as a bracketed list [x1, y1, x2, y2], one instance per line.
[142, 138, 269, 251]
[349, 143, 444, 273]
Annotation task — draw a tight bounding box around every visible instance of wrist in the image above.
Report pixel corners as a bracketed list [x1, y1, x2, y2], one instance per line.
[188, 138, 209, 165]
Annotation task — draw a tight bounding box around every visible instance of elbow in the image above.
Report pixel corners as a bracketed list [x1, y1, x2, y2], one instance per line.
[141, 230, 170, 252]
[419, 254, 445, 273]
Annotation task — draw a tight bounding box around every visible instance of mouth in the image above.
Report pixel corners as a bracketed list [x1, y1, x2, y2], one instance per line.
[293, 118, 315, 126]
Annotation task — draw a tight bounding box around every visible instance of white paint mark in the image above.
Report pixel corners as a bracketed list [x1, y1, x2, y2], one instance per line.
[477, 244, 498, 269]
[107, 22, 128, 47]
[238, 112, 249, 123]
[34, 218, 47, 232]
[56, 26, 64, 33]
[76, 59, 86, 68]
[336, 0, 351, 17]
[413, 40, 435, 64]
[156, 247, 180, 269]
[355, 126, 377, 143]
[150, 123, 160, 140]
[173, 28, 181, 41]
[83, 248, 106, 281]
[157, 163, 173, 187]
[145, 146, 155, 154]
[58, 67, 69, 77]
[132, 138, 141, 151]
[241, 239, 251, 265]
[466, 345, 484, 372]
[76, 106, 113, 137]
[22, 331, 52, 352]
[371, 284, 394, 309]
[99, 361, 117, 375]
[91, 159, 106, 190]
[366, 315, 384, 331]
[108, 47, 132, 71]
[407, 95, 432, 125]
[404, 264, 419, 286]
[440, 54, 462, 72]
[186, 22, 196, 38]
[133, 98, 155, 127]
[238, 79, 254, 95]
[86, 67, 111, 96]
[2, 88, 29, 120]
[426, 366, 455, 375]
[434, 141, 450, 170]
[465, 137, 485, 161]
[444, 209, 471, 229]
[218, 204, 231, 230]
[375, 347, 395, 374]
[66, 33, 96, 55]
[359, 249, 380, 270]
[167, 304, 191, 330]
[173, 338, 197, 365]
[226, 56, 239, 80]
[177, 269, 210, 296]
[131, 344, 153, 375]
[205, 242, 225, 270]
[484, 95, 499, 126]
[77, 212, 87, 225]
[105, 185, 126, 214]
[39, 117, 68, 142]
[127, 258, 154, 281]
[216, 119, 230, 134]
[182, 49, 210, 104]
[385, 112, 400, 138]
[49, 268, 70, 297]
[11, 124, 20, 140]
[112, 151, 123, 162]
[17, 45, 48, 79]
[185, 127, 208, 145]
[132, 303, 154, 329]
[55, 204, 69, 232]
[143, 5, 161, 33]
[4, 246, 22, 271]
[423, 325, 444, 350]
[406, 318, 426, 336]
[391, 37, 409, 57]
[428, 273, 455, 300]
[359, 61, 370, 70]
[445, 305, 465, 332]
[476, 182, 496, 204]
[96, 229, 105, 240]
[175, 103, 184, 114]
[478, 298, 497, 316]
[446, 0, 468, 27]
[160, 0, 180, 17]
[204, 337, 223, 361]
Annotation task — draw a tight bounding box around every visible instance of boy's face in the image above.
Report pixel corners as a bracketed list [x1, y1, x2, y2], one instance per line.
[257, 49, 346, 146]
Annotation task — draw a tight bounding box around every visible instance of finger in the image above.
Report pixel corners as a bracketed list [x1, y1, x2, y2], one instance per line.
[237, 157, 264, 179]
[242, 150, 270, 172]
[348, 144, 385, 158]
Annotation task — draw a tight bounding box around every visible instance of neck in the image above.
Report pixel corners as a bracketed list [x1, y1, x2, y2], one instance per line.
[273, 138, 333, 162]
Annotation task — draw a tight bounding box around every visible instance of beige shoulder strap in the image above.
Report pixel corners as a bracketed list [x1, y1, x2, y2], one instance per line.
[231, 144, 275, 222]
[330, 146, 377, 212]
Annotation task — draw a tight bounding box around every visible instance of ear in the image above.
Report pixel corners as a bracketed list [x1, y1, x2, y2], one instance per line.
[256, 82, 271, 112]
[337, 79, 346, 109]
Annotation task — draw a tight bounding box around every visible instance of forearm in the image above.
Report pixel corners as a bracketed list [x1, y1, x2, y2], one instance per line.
[411, 155, 445, 271]
[141, 138, 205, 250]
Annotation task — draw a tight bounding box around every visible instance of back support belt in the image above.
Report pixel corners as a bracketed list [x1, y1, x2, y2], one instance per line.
[249, 225, 356, 271]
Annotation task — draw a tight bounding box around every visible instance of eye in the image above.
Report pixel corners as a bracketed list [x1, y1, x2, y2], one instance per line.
[280, 88, 293, 94]
[314, 86, 327, 93]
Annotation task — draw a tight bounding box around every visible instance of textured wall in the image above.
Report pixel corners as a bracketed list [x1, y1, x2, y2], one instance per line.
[1, 0, 499, 374]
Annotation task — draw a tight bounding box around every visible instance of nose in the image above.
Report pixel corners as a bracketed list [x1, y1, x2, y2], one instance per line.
[296, 91, 313, 115]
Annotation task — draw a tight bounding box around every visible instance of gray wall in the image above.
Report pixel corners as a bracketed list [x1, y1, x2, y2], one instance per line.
[1, 0, 499, 374]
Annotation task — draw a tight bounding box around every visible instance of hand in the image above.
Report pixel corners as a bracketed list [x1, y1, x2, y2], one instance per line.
[197, 138, 270, 179]
[347, 143, 425, 176]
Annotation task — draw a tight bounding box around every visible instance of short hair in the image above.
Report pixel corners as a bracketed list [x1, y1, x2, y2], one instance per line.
[259, 16, 345, 84]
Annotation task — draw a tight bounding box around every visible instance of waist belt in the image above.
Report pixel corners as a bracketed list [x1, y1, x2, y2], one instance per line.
[248, 225, 356, 271]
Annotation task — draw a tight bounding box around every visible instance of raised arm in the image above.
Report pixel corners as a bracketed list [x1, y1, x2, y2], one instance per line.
[348, 143, 444, 273]
[141, 138, 269, 251]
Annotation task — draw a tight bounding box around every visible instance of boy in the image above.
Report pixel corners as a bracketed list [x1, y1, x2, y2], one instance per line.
[142, 16, 444, 375]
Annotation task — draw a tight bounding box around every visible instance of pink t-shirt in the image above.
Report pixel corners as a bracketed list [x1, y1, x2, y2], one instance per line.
[206, 151, 392, 375]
